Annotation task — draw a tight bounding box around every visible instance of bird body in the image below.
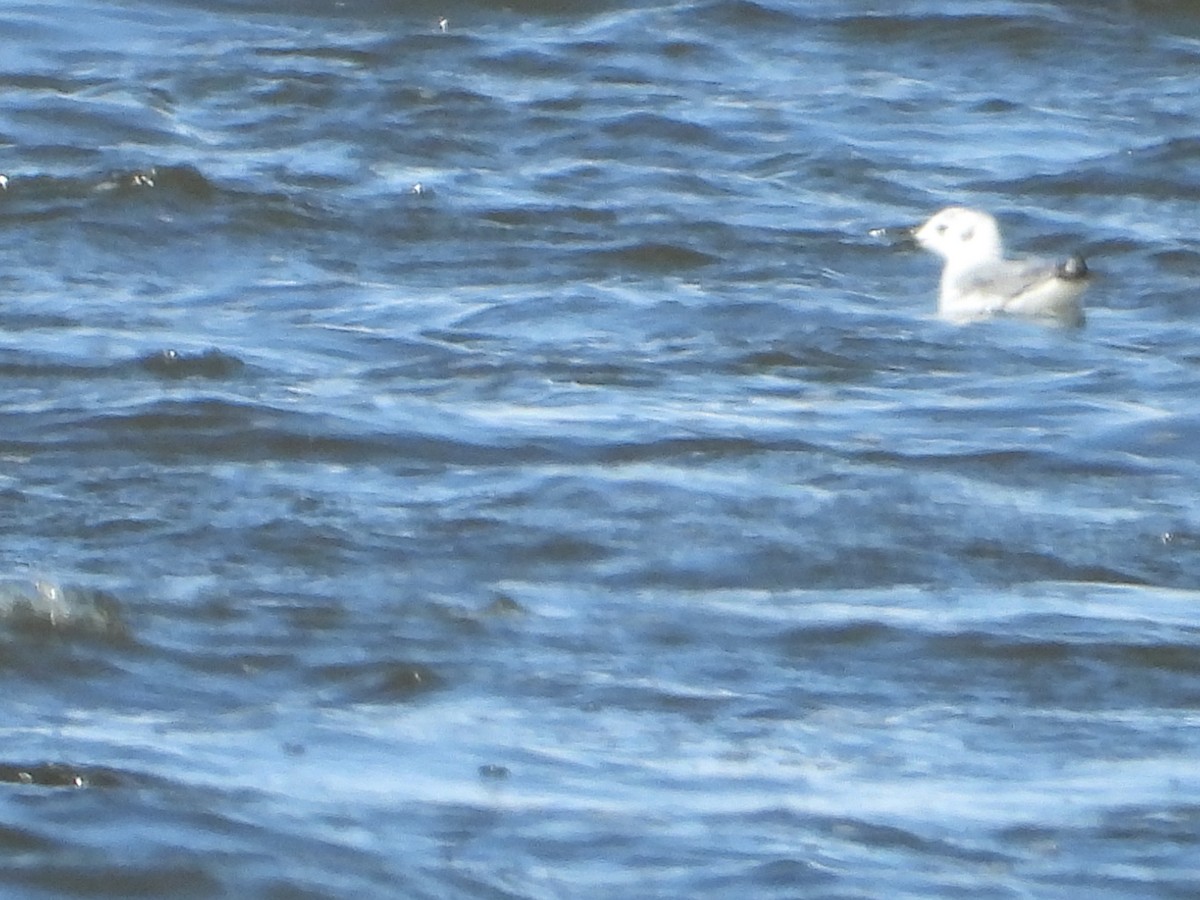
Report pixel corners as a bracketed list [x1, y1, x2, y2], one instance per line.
[913, 207, 1088, 326]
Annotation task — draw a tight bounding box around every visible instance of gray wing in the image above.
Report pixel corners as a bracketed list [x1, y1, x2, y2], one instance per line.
[953, 257, 1063, 302]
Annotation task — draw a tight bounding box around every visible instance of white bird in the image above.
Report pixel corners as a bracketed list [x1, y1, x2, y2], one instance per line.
[912, 206, 1089, 326]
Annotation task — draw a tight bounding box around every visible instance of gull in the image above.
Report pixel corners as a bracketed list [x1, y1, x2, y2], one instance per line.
[912, 206, 1089, 326]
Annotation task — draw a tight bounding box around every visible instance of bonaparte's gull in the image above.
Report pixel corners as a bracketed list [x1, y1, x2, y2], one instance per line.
[912, 206, 1089, 326]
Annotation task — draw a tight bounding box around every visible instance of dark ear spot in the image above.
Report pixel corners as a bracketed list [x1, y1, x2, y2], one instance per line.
[960, 226, 974, 242]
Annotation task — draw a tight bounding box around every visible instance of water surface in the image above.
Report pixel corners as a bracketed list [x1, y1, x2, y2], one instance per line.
[3, 1, 1200, 897]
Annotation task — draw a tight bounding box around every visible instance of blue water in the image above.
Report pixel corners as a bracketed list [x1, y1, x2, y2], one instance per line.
[3, 1, 1200, 896]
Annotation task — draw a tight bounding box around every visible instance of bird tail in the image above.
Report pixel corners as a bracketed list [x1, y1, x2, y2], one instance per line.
[1057, 255, 1089, 280]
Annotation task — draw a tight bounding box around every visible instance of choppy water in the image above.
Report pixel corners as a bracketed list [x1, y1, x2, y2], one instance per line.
[3, 1, 1200, 896]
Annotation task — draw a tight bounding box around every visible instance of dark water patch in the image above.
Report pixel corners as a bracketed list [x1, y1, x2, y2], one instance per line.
[1150, 247, 1200, 274]
[8, 99, 176, 150]
[528, 93, 590, 115]
[0, 584, 136, 690]
[998, 170, 1200, 203]
[664, 38, 718, 62]
[588, 241, 719, 271]
[516, 534, 612, 565]
[0, 72, 99, 94]
[138, 348, 246, 379]
[853, 445, 1149, 482]
[316, 661, 444, 704]
[0, 348, 249, 393]
[780, 621, 899, 656]
[995, 804, 1200, 898]
[969, 97, 1022, 114]
[730, 341, 889, 383]
[541, 359, 662, 388]
[740, 857, 836, 891]
[1096, 804, 1200, 845]
[962, 541, 1147, 587]
[477, 763, 509, 780]
[929, 632, 1200, 709]
[600, 111, 735, 152]
[478, 46, 579, 81]
[0, 350, 106, 378]
[478, 204, 618, 229]
[254, 43, 381, 68]
[820, 815, 1012, 867]
[1077, 413, 1200, 465]
[239, 517, 363, 570]
[581, 680, 736, 721]
[0, 164, 218, 225]
[835, 12, 1077, 52]
[590, 63, 658, 88]
[0, 311, 83, 331]
[380, 84, 499, 121]
[55, 399, 397, 465]
[1125, 0, 1200, 20]
[51, 397, 651, 467]
[938, 628, 1200, 676]
[0, 822, 53, 852]
[734, 348, 810, 371]
[0, 756, 406, 895]
[692, 0, 809, 30]
[173, 648, 305, 685]
[979, 138, 1200, 201]
[359, 340, 479, 382]
[250, 72, 354, 113]
[14, 866, 222, 899]
[0, 581, 129, 642]
[455, 0, 633, 16]
[0, 762, 125, 789]
[773, 614, 1200, 713]
[599, 434, 812, 465]
[481, 594, 526, 617]
[95, 164, 215, 199]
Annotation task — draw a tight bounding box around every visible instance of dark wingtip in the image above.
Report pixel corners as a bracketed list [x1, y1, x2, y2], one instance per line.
[1057, 255, 1089, 280]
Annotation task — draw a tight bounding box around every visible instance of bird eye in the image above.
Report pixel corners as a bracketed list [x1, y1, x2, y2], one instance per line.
[935, 224, 948, 234]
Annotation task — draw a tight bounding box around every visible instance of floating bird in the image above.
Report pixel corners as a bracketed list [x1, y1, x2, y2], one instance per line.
[911, 206, 1089, 326]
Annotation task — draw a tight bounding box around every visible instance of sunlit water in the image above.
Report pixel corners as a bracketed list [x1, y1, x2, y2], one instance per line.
[3, 1, 1200, 896]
